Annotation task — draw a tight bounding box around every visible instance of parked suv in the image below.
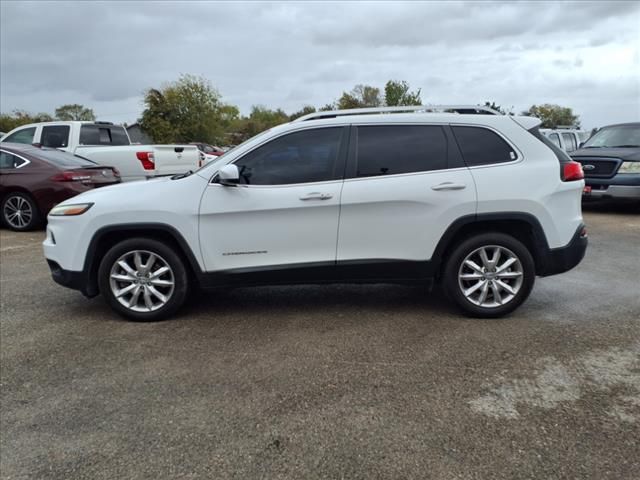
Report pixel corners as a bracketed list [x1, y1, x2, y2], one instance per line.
[570, 122, 640, 200]
[43, 105, 587, 321]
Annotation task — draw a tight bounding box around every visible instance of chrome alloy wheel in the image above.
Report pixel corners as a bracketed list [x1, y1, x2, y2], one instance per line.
[3, 195, 33, 229]
[458, 245, 524, 308]
[109, 250, 175, 312]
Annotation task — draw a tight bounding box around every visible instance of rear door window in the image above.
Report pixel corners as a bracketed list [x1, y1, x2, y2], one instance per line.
[80, 125, 130, 145]
[452, 126, 517, 166]
[355, 125, 448, 177]
[2, 127, 36, 145]
[41, 125, 71, 148]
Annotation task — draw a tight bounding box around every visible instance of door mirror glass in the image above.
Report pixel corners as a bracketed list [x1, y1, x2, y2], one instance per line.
[217, 164, 239, 185]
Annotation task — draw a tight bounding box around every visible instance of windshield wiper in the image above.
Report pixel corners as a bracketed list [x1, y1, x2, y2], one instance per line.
[608, 145, 640, 148]
[582, 146, 602, 148]
[171, 170, 193, 180]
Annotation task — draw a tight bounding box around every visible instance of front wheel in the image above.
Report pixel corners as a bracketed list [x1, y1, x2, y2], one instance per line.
[98, 238, 189, 321]
[443, 233, 535, 318]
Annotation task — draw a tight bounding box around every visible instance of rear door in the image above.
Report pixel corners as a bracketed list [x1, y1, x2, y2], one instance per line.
[336, 124, 476, 274]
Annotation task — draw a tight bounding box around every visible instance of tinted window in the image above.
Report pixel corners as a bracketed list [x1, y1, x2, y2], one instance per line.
[3, 127, 36, 145]
[355, 125, 447, 177]
[41, 125, 70, 148]
[79, 125, 130, 145]
[549, 133, 561, 148]
[0, 151, 27, 169]
[561, 132, 577, 152]
[452, 126, 516, 166]
[234, 127, 343, 185]
[35, 148, 96, 167]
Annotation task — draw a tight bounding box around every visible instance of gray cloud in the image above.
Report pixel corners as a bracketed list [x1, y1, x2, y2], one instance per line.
[1, 1, 639, 129]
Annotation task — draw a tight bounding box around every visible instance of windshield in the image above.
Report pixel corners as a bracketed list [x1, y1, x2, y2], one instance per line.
[33, 147, 97, 167]
[583, 124, 640, 148]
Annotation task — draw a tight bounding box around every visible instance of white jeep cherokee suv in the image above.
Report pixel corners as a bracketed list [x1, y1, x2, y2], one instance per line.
[43, 106, 588, 321]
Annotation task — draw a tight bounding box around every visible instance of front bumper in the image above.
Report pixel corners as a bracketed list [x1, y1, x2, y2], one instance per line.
[538, 224, 588, 277]
[584, 174, 640, 199]
[47, 260, 98, 298]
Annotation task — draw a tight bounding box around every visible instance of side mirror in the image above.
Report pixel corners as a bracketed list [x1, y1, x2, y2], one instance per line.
[217, 164, 240, 186]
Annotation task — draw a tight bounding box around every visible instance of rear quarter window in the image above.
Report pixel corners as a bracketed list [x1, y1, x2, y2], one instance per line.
[80, 125, 130, 146]
[452, 126, 516, 166]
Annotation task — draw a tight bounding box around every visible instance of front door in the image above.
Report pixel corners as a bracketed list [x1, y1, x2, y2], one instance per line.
[198, 126, 348, 274]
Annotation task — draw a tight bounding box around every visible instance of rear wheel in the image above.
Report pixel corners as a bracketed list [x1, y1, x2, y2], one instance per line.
[1, 192, 41, 231]
[443, 233, 535, 318]
[98, 238, 189, 321]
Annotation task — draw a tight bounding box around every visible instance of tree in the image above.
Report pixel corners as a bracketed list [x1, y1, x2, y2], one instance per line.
[140, 74, 229, 144]
[0, 110, 53, 132]
[523, 104, 580, 129]
[231, 106, 290, 142]
[337, 84, 382, 109]
[289, 105, 316, 121]
[55, 104, 96, 121]
[385, 80, 422, 106]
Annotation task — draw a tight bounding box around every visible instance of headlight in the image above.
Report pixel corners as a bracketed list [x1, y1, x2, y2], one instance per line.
[618, 162, 640, 174]
[49, 203, 93, 216]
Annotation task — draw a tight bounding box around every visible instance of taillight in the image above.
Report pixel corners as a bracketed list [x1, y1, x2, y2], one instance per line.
[136, 151, 155, 170]
[51, 171, 92, 182]
[562, 161, 584, 181]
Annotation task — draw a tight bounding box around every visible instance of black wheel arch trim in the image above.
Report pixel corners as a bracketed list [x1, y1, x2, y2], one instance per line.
[429, 212, 552, 276]
[80, 223, 204, 297]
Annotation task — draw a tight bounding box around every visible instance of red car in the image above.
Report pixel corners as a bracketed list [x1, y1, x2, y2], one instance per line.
[0, 143, 120, 231]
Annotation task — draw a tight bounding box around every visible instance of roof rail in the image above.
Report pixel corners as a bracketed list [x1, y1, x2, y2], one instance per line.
[293, 105, 502, 122]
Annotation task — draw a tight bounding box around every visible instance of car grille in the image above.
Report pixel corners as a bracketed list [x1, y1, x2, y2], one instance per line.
[572, 157, 621, 178]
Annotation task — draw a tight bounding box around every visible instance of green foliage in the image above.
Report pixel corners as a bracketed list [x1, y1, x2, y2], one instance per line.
[229, 106, 290, 143]
[337, 84, 383, 109]
[523, 104, 581, 129]
[385, 80, 422, 106]
[289, 105, 316, 121]
[139, 74, 229, 144]
[0, 110, 53, 132]
[55, 104, 96, 121]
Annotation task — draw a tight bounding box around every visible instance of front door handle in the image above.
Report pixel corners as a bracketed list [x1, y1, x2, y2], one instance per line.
[431, 182, 467, 191]
[300, 192, 333, 201]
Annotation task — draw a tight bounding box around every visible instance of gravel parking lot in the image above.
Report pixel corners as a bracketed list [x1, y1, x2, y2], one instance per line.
[1, 203, 639, 480]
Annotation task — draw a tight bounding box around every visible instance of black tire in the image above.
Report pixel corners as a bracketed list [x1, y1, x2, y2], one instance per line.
[442, 232, 535, 318]
[98, 238, 189, 321]
[1, 192, 41, 231]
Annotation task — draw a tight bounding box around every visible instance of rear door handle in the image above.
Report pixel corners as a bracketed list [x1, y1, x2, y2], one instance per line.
[300, 192, 333, 201]
[431, 182, 466, 191]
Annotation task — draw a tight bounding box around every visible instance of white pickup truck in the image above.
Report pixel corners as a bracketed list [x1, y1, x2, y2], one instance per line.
[0, 121, 201, 182]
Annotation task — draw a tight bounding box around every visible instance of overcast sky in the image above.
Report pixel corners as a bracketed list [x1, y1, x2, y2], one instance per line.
[1, 1, 638, 129]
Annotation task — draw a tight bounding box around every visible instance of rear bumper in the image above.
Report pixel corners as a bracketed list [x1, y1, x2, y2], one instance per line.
[538, 224, 588, 277]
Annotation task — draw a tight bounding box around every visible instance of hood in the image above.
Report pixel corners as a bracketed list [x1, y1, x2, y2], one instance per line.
[56, 174, 206, 209]
[571, 147, 640, 161]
